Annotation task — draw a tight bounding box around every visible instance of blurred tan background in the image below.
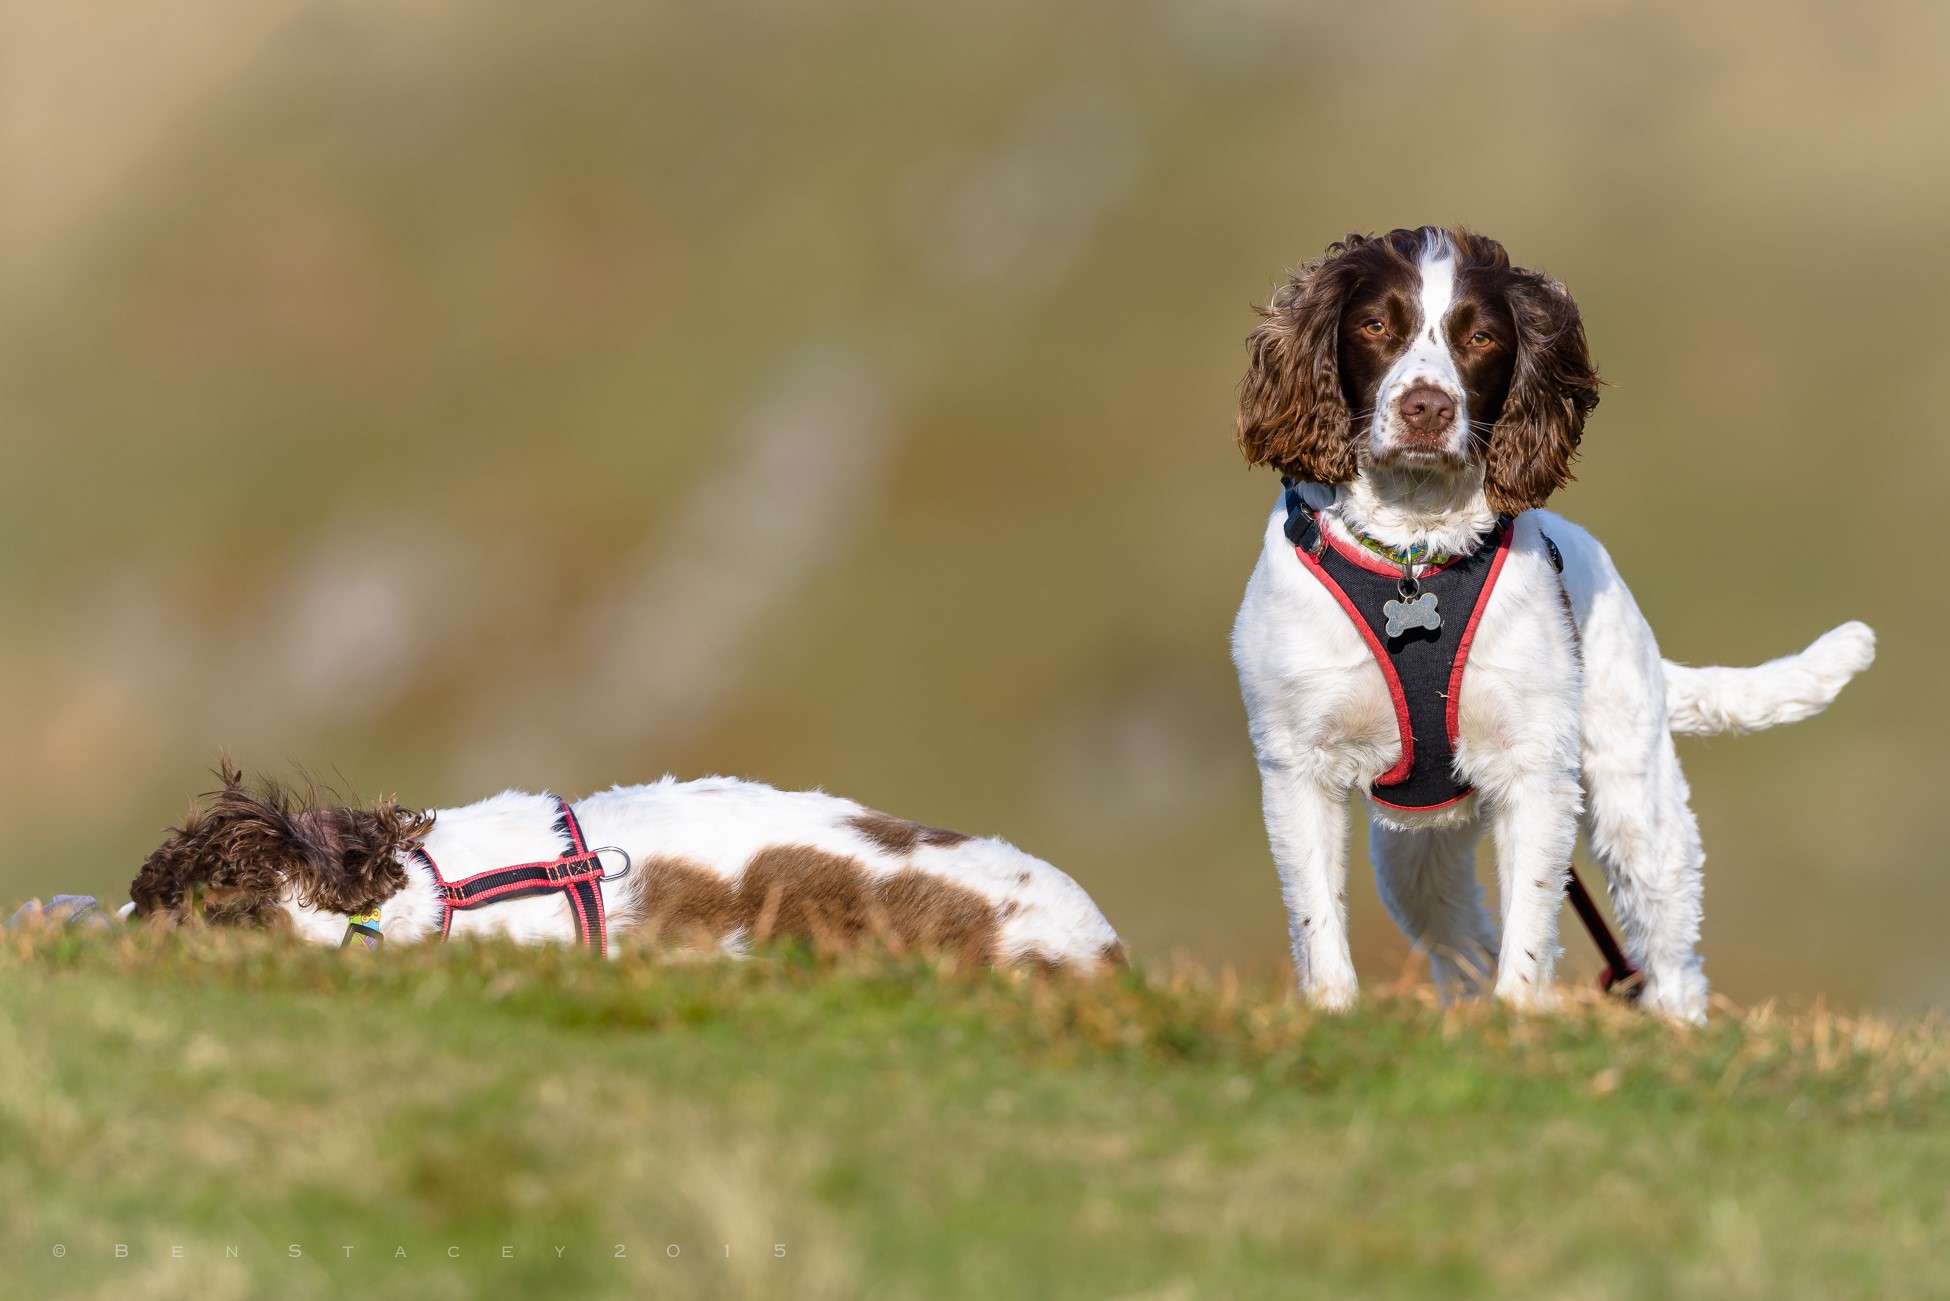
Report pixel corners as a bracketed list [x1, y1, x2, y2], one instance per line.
[1, 0, 1938, 1008]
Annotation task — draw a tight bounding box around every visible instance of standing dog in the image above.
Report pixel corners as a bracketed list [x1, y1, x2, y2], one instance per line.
[1231, 227, 1872, 1022]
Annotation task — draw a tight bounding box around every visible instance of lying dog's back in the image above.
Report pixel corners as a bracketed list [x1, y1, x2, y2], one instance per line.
[380, 777, 1123, 967]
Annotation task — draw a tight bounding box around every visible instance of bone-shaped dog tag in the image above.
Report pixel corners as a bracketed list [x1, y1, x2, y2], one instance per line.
[1383, 591, 1442, 637]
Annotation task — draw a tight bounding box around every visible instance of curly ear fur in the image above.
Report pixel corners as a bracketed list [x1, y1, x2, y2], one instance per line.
[129, 760, 431, 926]
[1483, 271, 1601, 513]
[1237, 236, 1370, 484]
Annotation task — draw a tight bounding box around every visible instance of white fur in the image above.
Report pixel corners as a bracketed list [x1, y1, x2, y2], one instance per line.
[1369, 232, 1470, 463]
[278, 776, 1122, 968]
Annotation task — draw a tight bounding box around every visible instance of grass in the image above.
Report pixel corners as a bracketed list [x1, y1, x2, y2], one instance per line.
[3, 929, 1947, 1300]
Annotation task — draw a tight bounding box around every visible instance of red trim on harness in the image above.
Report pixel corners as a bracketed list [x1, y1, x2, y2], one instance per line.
[436, 868, 604, 908]
[1371, 788, 1473, 814]
[1293, 543, 1415, 786]
[1443, 525, 1515, 746]
[432, 852, 604, 895]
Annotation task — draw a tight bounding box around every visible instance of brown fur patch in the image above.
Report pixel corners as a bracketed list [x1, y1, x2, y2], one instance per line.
[846, 811, 973, 856]
[742, 845, 880, 947]
[625, 842, 1003, 963]
[872, 867, 999, 965]
[128, 760, 431, 926]
[626, 856, 744, 946]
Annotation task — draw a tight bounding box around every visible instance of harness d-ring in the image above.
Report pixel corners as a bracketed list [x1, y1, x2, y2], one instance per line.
[592, 846, 633, 882]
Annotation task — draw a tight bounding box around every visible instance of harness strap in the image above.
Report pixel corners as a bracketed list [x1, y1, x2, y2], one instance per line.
[421, 798, 611, 956]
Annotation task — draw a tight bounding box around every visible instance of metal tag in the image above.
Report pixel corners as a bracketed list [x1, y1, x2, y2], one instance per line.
[1383, 591, 1442, 637]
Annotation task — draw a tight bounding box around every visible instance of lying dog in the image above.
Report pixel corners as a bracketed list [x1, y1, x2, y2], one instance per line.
[1232, 226, 1873, 1022]
[124, 762, 1123, 969]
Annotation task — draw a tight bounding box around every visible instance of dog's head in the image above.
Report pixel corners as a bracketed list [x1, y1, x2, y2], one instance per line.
[1237, 226, 1600, 514]
[128, 761, 430, 929]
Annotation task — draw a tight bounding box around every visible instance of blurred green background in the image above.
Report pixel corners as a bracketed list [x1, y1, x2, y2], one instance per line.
[0, 0, 1937, 1008]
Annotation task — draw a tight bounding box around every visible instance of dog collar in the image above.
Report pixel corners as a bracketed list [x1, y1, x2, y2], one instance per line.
[1348, 530, 1455, 570]
[341, 908, 384, 950]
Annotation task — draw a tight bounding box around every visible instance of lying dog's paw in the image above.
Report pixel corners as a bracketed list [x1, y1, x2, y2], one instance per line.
[6, 895, 116, 931]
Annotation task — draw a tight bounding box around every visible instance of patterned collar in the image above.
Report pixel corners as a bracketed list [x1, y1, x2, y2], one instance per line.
[1345, 527, 1456, 569]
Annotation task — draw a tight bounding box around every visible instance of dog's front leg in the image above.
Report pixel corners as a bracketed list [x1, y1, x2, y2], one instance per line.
[1258, 765, 1358, 1010]
[1484, 769, 1582, 1010]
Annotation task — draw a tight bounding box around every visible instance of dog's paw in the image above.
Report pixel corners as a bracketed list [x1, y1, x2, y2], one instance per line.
[1304, 980, 1360, 1013]
[1640, 965, 1710, 1026]
[1492, 980, 1561, 1014]
[7, 895, 114, 931]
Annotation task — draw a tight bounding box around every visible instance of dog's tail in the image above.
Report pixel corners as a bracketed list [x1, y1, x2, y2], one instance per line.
[1663, 621, 1876, 736]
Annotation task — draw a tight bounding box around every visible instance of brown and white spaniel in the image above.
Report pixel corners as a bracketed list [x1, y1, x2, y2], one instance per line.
[1231, 226, 1873, 1022]
[125, 761, 1124, 970]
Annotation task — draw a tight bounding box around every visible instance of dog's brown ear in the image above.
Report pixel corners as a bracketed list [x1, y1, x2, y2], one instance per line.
[129, 766, 429, 926]
[1483, 271, 1600, 513]
[284, 800, 428, 917]
[129, 789, 292, 927]
[1238, 237, 1368, 485]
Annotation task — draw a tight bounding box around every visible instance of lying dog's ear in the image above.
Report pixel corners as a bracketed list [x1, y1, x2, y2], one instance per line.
[1237, 236, 1368, 485]
[284, 800, 428, 917]
[129, 765, 428, 926]
[1483, 271, 1600, 514]
[129, 762, 285, 926]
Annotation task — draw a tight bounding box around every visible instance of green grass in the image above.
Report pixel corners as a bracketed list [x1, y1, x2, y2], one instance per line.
[3, 930, 1947, 1300]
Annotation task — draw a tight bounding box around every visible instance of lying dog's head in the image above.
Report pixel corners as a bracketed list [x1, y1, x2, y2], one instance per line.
[129, 761, 429, 927]
[1238, 226, 1600, 514]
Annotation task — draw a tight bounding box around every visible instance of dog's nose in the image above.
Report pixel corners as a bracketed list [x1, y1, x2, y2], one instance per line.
[1398, 386, 1456, 435]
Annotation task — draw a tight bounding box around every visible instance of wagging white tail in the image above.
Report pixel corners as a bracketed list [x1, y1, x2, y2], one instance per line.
[128, 762, 1123, 970]
[1231, 226, 1872, 1023]
[1662, 622, 1875, 736]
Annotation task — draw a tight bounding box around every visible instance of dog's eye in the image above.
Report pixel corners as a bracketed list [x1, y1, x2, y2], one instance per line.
[1468, 330, 1495, 348]
[1361, 320, 1388, 337]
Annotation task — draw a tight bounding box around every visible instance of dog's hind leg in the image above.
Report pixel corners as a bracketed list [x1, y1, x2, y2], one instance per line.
[1370, 813, 1498, 1000]
[1549, 516, 1710, 1023]
[1579, 726, 1708, 1024]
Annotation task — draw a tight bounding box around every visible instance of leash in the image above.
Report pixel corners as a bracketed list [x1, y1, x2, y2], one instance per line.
[1565, 866, 1642, 999]
[341, 798, 632, 954]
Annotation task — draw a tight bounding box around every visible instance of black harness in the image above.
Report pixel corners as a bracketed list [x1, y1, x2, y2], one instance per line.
[1281, 488, 1642, 996]
[1283, 486, 1513, 812]
[342, 799, 630, 955]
